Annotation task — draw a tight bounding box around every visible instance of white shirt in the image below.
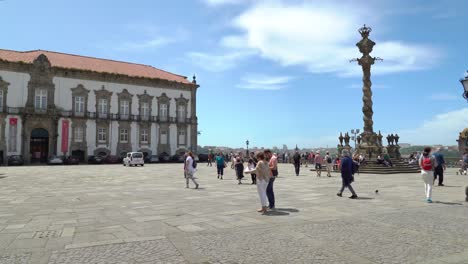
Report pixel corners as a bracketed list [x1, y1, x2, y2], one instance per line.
[186, 156, 195, 173]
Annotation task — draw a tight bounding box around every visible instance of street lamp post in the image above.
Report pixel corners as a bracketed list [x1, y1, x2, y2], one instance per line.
[350, 129, 360, 150]
[459, 72, 468, 202]
[460, 71, 468, 102]
[246, 140, 249, 157]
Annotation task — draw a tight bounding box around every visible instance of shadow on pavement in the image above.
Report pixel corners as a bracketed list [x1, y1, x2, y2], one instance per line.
[263, 210, 289, 216]
[438, 186, 462, 188]
[433, 201, 463, 206]
[275, 208, 300, 213]
[356, 197, 374, 200]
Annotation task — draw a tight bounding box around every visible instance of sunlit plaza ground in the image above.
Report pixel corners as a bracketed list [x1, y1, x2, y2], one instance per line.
[0, 163, 467, 264]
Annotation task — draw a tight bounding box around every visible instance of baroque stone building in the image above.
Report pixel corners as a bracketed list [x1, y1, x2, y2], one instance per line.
[0, 49, 198, 164]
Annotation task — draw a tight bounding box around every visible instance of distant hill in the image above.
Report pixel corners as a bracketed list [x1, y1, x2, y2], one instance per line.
[400, 146, 461, 158]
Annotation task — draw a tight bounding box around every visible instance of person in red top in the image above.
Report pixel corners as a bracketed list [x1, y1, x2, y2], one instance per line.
[264, 150, 278, 210]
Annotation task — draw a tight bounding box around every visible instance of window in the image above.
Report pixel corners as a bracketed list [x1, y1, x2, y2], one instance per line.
[141, 129, 148, 144]
[120, 100, 129, 119]
[141, 102, 149, 120]
[98, 98, 108, 118]
[74, 96, 85, 116]
[120, 129, 128, 143]
[177, 105, 185, 122]
[74, 127, 84, 142]
[0, 90, 3, 112]
[35, 89, 47, 110]
[98, 128, 107, 143]
[178, 128, 185, 145]
[161, 130, 167, 144]
[160, 103, 167, 121]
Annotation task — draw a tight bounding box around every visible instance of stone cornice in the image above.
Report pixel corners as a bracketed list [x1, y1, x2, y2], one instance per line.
[0, 59, 199, 92]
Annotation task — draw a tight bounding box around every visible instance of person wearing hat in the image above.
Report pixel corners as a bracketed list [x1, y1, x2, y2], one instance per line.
[314, 151, 324, 177]
[324, 151, 333, 177]
[337, 149, 358, 199]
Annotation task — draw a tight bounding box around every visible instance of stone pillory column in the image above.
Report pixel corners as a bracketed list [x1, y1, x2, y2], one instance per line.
[351, 25, 382, 149]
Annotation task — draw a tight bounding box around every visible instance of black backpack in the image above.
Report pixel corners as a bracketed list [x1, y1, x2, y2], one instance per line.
[192, 159, 197, 169]
[327, 156, 332, 163]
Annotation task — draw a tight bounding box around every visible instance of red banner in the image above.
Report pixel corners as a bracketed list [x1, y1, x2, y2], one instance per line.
[9, 118, 17, 125]
[61, 120, 69, 153]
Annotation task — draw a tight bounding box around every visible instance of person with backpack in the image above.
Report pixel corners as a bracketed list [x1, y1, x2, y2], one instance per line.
[337, 149, 358, 199]
[324, 151, 333, 177]
[314, 151, 324, 177]
[419, 146, 437, 203]
[432, 148, 446, 186]
[293, 151, 301, 176]
[185, 151, 199, 189]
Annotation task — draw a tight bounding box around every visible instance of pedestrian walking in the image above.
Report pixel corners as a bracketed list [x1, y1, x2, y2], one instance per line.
[185, 151, 199, 189]
[235, 157, 244, 184]
[432, 148, 446, 186]
[207, 153, 213, 167]
[248, 152, 257, 184]
[419, 147, 437, 203]
[314, 151, 323, 177]
[337, 149, 358, 199]
[215, 152, 225, 179]
[324, 151, 333, 177]
[265, 150, 278, 210]
[293, 151, 301, 176]
[245, 152, 271, 214]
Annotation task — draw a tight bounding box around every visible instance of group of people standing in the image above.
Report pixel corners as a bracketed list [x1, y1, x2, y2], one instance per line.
[291, 151, 334, 177]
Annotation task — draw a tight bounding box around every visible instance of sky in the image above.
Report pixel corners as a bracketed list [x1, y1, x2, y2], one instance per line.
[1, 0, 467, 148]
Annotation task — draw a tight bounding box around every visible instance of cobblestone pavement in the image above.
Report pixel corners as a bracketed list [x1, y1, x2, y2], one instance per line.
[0, 163, 467, 263]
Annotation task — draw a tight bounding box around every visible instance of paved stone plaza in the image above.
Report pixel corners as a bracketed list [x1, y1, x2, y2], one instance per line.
[0, 163, 467, 264]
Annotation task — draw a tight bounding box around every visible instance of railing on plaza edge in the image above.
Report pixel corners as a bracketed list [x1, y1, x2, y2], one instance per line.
[4, 108, 194, 124]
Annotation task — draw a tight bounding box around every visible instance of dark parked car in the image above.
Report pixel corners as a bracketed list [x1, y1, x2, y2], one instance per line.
[158, 152, 170, 163]
[145, 155, 159, 163]
[8, 155, 24, 166]
[47, 155, 64, 165]
[88, 155, 104, 164]
[64, 156, 80, 165]
[170, 154, 185, 163]
[198, 153, 208, 162]
[104, 155, 121, 164]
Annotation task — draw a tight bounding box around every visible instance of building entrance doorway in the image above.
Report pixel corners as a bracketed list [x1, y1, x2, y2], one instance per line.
[30, 128, 49, 163]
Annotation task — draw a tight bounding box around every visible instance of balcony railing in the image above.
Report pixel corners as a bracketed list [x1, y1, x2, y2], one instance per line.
[159, 116, 168, 122]
[60, 111, 72, 117]
[87, 112, 96, 119]
[131, 115, 139, 121]
[97, 112, 109, 119]
[73, 111, 85, 117]
[140, 115, 150, 121]
[119, 114, 130, 120]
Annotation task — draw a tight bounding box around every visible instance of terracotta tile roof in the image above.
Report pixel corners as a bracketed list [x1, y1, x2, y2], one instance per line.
[0, 49, 193, 85]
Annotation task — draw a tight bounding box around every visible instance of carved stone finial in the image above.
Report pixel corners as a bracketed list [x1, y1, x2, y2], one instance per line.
[192, 74, 197, 84]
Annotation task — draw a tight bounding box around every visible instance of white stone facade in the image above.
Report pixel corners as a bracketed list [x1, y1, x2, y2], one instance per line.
[0, 51, 198, 164]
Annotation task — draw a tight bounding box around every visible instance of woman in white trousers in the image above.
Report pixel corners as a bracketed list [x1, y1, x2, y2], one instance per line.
[419, 147, 437, 203]
[246, 152, 271, 213]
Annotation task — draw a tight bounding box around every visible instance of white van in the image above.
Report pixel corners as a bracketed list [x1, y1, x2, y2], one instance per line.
[123, 152, 145, 167]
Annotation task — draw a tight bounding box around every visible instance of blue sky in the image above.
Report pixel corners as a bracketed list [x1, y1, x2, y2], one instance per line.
[1, 0, 467, 148]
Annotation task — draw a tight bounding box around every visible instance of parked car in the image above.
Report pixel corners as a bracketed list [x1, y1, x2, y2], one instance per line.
[88, 155, 104, 164]
[8, 155, 24, 166]
[158, 152, 170, 163]
[198, 153, 208, 162]
[104, 155, 121, 164]
[170, 153, 185, 163]
[123, 152, 145, 167]
[64, 156, 80, 165]
[47, 155, 64, 165]
[145, 155, 159, 163]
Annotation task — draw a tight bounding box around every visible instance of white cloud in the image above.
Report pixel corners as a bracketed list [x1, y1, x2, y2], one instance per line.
[398, 108, 468, 145]
[186, 51, 254, 72]
[237, 74, 292, 90]
[428, 93, 459, 101]
[203, 0, 248, 6]
[117, 37, 175, 51]
[219, 1, 440, 76]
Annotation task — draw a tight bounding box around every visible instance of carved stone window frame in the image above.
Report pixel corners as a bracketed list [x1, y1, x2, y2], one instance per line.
[96, 120, 110, 146]
[156, 93, 171, 121]
[175, 93, 189, 123]
[158, 123, 170, 154]
[117, 89, 133, 119]
[139, 123, 151, 146]
[94, 86, 112, 118]
[137, 90, 154, 122]
[177, 124, 188, 147]
[26, 54, 56, 113]
[0, 76, 10, 112]
[117, 121, 132, 155]
[71, 84, 90, 116]
[71, 119, 87, 144]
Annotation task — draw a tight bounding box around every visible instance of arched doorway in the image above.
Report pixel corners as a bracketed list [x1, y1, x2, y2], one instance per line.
[30, 128, 49, 163]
